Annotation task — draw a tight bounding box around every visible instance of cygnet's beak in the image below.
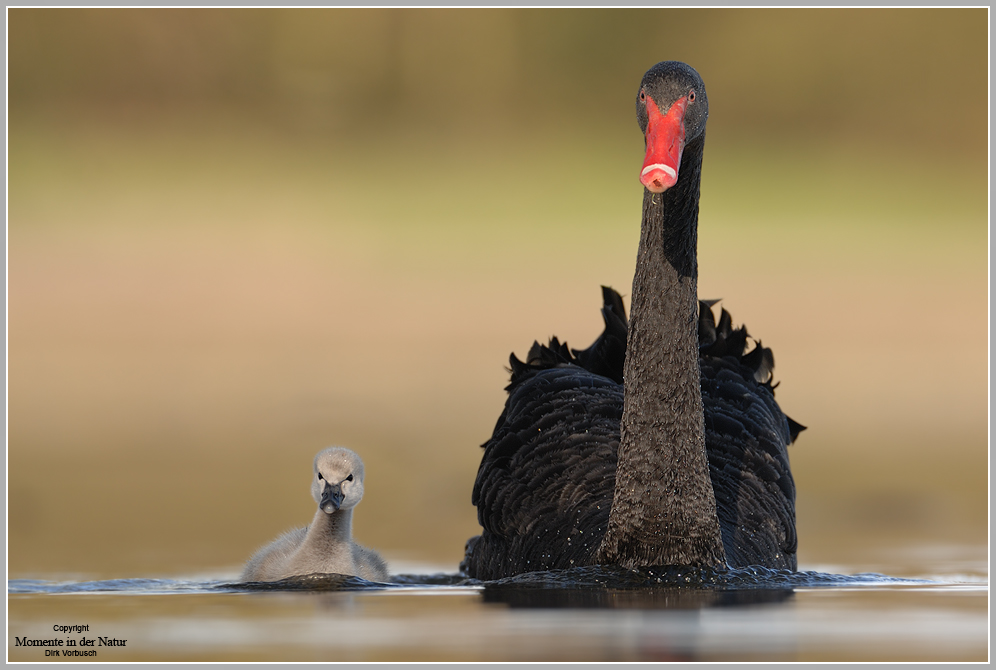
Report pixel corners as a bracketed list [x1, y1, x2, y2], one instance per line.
[320, 482, 344, 514]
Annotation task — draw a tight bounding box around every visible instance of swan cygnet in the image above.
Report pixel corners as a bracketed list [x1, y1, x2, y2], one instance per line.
[241, 447, 389, 583]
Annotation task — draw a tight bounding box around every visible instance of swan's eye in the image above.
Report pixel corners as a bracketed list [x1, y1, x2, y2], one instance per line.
[688, 89, 696, 102]
[639, 89, 646, 102]
[318, 473, 324, 481]
[346, 474, 354, 482]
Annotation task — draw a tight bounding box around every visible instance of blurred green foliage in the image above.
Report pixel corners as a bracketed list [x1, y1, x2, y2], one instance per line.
[8, 8, 988, 158]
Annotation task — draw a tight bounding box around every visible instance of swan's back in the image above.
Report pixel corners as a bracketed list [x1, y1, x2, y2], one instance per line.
[462, 288, 801, 579]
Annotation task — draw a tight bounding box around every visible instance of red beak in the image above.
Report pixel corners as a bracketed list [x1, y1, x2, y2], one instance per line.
[640, 95, 689, 193]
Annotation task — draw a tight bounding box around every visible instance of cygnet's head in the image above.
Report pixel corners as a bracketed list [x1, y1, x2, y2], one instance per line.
[310, 446, 366, 515]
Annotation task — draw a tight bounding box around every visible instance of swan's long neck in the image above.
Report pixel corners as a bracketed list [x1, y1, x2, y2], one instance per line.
[597, 134, 726, 568]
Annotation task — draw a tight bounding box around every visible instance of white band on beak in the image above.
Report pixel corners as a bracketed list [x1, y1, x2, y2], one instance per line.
[642, 163, 677, 180]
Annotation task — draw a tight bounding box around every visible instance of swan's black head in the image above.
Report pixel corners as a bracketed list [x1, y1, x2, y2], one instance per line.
[636, 61, 708, 193]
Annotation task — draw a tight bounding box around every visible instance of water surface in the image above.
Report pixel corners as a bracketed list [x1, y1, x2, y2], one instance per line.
[9, 561, 987, 662]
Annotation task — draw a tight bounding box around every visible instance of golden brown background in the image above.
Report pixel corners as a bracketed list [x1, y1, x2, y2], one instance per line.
[7, 8, 988, 578]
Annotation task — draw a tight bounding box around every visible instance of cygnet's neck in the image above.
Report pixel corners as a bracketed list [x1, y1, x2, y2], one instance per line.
[302, 507, 353, 549]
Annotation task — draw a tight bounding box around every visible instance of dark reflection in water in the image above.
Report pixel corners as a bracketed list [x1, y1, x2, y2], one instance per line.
[481, 584, 794, 609]
[474, 565, 815, 610]
[478, 564, 903, 589]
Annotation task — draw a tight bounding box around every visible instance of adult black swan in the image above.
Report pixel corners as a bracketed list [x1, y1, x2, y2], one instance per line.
[461, 61, 805, 580]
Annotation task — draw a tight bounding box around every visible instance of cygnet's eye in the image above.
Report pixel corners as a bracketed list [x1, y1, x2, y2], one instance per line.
[318, 473, 324, 481]
[346, 474, 354, 482]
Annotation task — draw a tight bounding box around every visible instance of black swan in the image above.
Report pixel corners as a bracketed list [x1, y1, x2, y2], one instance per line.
[242, 447, 389, 582]
[461, 61, 804, 580]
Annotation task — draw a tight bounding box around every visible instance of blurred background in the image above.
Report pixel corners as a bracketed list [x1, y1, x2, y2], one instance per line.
[7, 8, 988, 578]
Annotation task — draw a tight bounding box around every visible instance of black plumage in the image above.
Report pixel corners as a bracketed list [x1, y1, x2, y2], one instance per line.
[463, 290, 803, 578]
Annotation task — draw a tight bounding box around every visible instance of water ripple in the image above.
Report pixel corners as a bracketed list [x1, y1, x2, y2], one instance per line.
[485, 564, 926, 589]
[9, 564, 929, 599]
